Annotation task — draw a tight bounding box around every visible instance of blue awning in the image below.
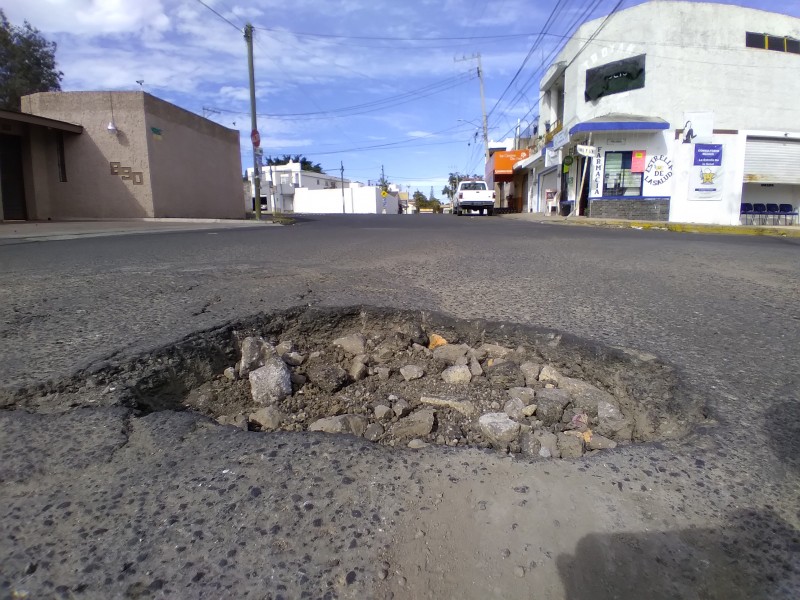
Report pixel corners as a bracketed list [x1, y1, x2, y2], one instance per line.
[569, 114, 669, 135]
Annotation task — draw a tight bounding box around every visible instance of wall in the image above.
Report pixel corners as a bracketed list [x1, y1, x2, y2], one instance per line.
[22, 92, 153, 219]
[144, 94, 243, 219]
[668, 132, 745, 225]
[589, 198, 670, 220]
[294, 187, 398, 214]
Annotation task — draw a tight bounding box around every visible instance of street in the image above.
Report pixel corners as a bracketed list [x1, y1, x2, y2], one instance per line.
[1, 215, 799, 599]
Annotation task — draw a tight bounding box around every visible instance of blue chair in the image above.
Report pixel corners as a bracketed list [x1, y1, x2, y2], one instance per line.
[779, 204, 798, 225]
[766, 203, 780, 224]
[740, 203, 754, 224]
[752, 203, 767, 225]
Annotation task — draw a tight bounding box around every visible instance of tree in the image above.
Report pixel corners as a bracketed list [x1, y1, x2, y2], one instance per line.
[0, 10, 63, 111]
[413, 190, 442, 213]
[263, 154, 323, 173]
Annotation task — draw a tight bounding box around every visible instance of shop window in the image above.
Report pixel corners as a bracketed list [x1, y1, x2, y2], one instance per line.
[584, 54, 646, 102]
[603, 151, 642, 197]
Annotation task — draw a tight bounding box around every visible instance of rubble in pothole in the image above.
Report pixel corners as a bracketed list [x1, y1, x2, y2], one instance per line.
[9, 307, 698, 460]
[171, 311, 695, 460]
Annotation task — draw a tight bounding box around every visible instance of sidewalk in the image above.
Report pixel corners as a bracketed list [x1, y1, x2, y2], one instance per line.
[0, 218, 276, 245]
[500, 212, 800, 238]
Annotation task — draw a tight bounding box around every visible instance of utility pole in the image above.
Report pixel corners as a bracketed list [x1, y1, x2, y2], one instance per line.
[340, 161, 346, 214]
[455, 53, 489, 163]
[244, 23, 261, 220]
[380, 164, 386, 189]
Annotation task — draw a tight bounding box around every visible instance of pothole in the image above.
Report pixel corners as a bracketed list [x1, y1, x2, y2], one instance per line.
[8, 306, 703, 459]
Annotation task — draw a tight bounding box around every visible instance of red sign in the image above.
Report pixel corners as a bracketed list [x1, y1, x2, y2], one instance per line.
[631, 150, 646, 173]
[251, 129, 261, 148]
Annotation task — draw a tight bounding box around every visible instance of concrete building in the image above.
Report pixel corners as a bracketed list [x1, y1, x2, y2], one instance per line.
[0, 91, 243, 221]
[517, 1, 800, 225]
[245, 163, 350, 213]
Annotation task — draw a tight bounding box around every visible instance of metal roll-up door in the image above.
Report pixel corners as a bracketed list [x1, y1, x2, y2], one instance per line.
[744, 137, 800, 184]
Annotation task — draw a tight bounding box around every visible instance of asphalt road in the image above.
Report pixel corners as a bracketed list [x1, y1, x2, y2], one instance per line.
[1, 215, 799, 599]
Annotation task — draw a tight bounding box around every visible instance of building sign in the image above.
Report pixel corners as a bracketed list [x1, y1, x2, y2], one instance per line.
[689, 143, 724, 201]
[491, 149, 530, 175]
[631, 150, 646, 172]
[643, 155, 673, 187]
[590, 146, 604, 198]
[576, 144, 596, 157]
[552, 129, 569, 150]
[682, 111, 714, 144]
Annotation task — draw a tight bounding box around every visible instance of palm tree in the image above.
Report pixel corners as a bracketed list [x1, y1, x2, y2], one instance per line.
[264, 154, 323, 173]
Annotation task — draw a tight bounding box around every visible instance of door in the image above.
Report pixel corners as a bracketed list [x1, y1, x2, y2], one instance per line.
[0, 134, 27, 220]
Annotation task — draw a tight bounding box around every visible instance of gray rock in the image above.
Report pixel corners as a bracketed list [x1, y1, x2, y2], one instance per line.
[469, 356, 483, 377]
[518, 430, 542, 457]
[396, 322, 428, 347]
[353, 353, 369, 365]
[534, 430, 560, 458]
[400, 365, 425, 381]
[479, 343, 513, 359]
[373, 332, 410, 362]
[522, 404, 538, 417]
[248, 406, 285, 431]
[374, 404, 393, 420]
[364, 423, 384, 442]
[514, 566, 526, 578]
[376, 367, 391, 381]
[535, 388, 572, 426]
[308, 415, 368, 437]
[520, 362, 542, 386]
[238, 336, 275, 377]
[217, 413, 248, 430]
[538, 365, 562, 386]
[249, 360, 292, 405]
[508, 387, 536, 406]
[559, 377, 615, 418]
[557, 432, 585, 458]
[393, 398, 412, 418]
[349, 360, 367, 381]
[441, 365, 472, 385]
[281, 351, 304, 366]
[587, 432, 618, 450]
[223, 366, 237, 381]
[485, 360, 525, 389]
[455, 356, 469, 366]
[275, 340, 294, 356]
[478, 413, 521, 448]
[504, 398, 525, 420]
[332, 333, 366, 356]
[391, 409, 435, 439]
[407, 439, 428, 449]
[596, 400, 634, 441]
[305, 362, 349, 393]
[432, 343, 471, 365]
[411, 342, 430, 355]
[420, 395, 477, 418]
[290, 372, 307, 386]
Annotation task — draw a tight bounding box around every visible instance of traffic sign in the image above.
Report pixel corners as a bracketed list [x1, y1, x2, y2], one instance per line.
[251, 129, 261, 148]
[381, 189, 388, 198]
[576, 144, 597, 157]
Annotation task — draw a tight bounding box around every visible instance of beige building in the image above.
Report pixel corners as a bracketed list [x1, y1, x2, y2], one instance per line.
[0, 91, 244, 221]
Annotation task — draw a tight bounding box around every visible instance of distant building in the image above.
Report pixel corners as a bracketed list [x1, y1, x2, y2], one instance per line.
[516, 1, 800, 225]
[0, 91, 243, 221]
[245, 163, 349, 213]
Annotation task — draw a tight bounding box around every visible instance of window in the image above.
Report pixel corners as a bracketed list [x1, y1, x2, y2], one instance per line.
[585, 54, 646, 102]
[603, 152, 642, 197]
[746, 31, 800, 54]
[56, 132, 67, 182]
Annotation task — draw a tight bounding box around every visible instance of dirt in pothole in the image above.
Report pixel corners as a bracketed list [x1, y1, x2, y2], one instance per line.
[3, 306, 704, 460]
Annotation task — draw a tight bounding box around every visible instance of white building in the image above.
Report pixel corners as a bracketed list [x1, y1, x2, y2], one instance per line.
[245, 161, 349, 212]
[294, 185, 400, 214]
[517, 1, 800, 225]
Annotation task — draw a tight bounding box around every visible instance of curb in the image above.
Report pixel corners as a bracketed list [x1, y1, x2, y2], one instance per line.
[501, 215, 800, 238]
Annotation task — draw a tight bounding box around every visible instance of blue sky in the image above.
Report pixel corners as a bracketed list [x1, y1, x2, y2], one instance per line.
[5, 0, 798, 194]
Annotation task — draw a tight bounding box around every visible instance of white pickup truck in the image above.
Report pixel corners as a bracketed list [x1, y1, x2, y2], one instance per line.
[453, 180, 495, 216]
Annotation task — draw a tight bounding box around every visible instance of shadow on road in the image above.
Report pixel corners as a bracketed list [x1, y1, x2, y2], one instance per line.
[557, 508, 799, 600]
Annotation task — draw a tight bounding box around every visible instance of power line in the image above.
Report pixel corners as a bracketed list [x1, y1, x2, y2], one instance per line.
[193, 0, 242, 32]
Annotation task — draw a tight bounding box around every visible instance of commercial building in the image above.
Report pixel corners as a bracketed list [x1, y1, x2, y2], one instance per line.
[517, 1, 800, 225]
[1, 91, 244, 221]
